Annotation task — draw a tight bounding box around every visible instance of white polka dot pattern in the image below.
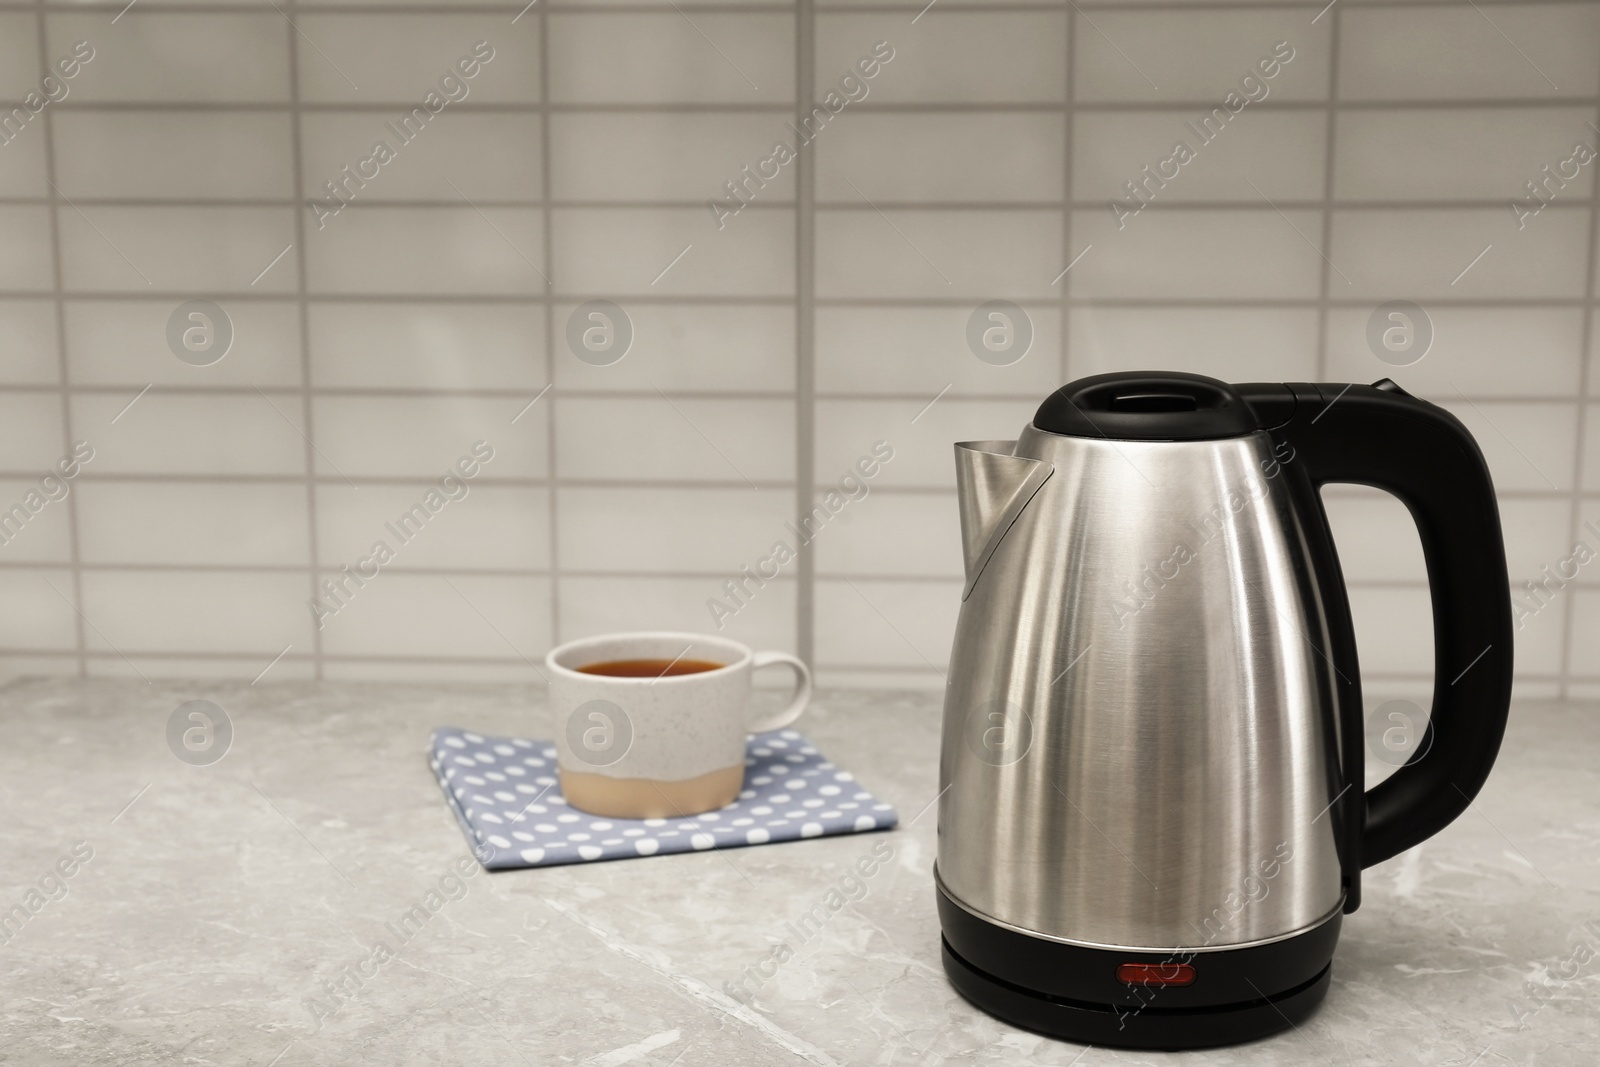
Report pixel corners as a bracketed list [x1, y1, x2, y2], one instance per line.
[430, 727, 899, 870]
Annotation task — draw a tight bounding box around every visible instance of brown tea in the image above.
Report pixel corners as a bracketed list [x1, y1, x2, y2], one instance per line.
[578, 657, 725, 678]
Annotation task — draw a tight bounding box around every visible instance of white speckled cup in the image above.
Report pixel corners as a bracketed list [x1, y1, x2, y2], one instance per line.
[546, 632, 811, 819]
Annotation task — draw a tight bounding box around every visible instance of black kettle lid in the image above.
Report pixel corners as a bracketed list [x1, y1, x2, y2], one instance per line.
[1033, 371, 1261, 441]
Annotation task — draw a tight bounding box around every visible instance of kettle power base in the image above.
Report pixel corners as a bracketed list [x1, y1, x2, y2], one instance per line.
[938, 883, 1339, 1050]
[942, 940, 1330, 1050]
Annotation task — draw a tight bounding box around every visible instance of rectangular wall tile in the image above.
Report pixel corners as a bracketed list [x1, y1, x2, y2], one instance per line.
[814, 398, 1036, 491]
[1513, 579, 1568, 676]
[308, 303, 544, 391]
[555, 396, 793, 483]
[816, 209, 1061, 300]
[812, 492, 962, 579]
[0, 135, 45, 199]
[1325, 306, 1581, 397]
[561, 574, 796, 654]
[52, 112, 295, 201]
[0, 54, 48, 195]
[58, 207, 298, 293]
[1322, 488, 1579, 604]
[1347, 585, 1433, 677]
[1334, 108, 1596, 202]
[1575, 499, 1600, 560]
[1585, 402, 1600, 491]
[312, 573, 549, 660]
[816, 14, 1064, 104]
[0, 569, 78, 652]
[1491, 498, 1577, 589]
[312, 396, 547, 480]
[1503, 511, 1586, 671]
[0, 301, 59, 385]
[1307, 487, 1423, 585]
[1068, 208, 1323, 299]
[296, 17, 539, 104]
[304, 206, 543, 295]
[316, 483, 549, 572]
[559, 486, 796, 574]
[551, 13, 793, 105]
[300, 113, 542, 203]
[814, 578, 958, 672]
[69, 393, 306, 476]
[1069, 307, 1319, 382]
[816, 305, 1062, 396]
[76, 482, 308, 567]
[0, 207, 53, 291]
[0, 476, 74, 563]
[0, 14, 40, 102]
[46, 14, 290, 103]
[552, 207, 793, 298]
[550, 113, 797, 204]
[1331, 208, 1589, 301]
[65, 300, 302, 388]
[553, 304, 793, 394]
[1435, 400, 1576, 492]
[0, 393, 66, 472]
[1569, 591, 1600, 677]
[1339, 4, 1600, 102]
[1074, 111, 1326, 205]
[818, 114, 1065, 203]
[80, 570, 312, 654]
[1074, 12, 1327, 103]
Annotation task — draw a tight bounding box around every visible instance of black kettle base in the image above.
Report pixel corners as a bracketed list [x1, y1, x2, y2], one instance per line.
[937, 881, 1340, 1050]
[943, 939, 1331, 1051]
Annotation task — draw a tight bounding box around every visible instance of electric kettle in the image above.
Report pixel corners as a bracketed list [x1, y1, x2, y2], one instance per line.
[937, 372, 1513, 1049]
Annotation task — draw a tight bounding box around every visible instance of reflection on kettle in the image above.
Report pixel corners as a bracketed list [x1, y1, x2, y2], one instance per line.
[937, 372, 1514, 1049]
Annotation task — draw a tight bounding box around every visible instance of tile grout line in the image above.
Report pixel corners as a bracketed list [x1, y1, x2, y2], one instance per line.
[1555, 96, 1600, 699]
[0, 475, 1590, 497]
[6, 294, 1599, 308]
[4, 1, 1600, 15]
[795, 0, 816, 667]
[33, 0, 88, 678]
[1313, 4, 1341, 383]
[283, 0, 326, 681]
[539, 0, 562, 652]
[22, 97, 1600, 114]
[1060, 0, 1075, 386]
[0, 384, 1590, 403]
[5, 196, 1600, 212]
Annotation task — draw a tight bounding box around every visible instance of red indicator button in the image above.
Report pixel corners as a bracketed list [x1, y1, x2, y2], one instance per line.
[1116, 962, 1196, 987]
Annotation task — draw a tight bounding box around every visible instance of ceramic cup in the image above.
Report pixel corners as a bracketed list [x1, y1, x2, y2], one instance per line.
[546, 632, 812, 819]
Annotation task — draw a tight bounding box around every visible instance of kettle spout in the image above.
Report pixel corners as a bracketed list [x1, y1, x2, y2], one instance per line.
[954, 441, 1052, 596]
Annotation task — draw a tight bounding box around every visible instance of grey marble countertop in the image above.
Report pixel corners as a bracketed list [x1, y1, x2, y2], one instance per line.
[1, 679, 1596, 1066]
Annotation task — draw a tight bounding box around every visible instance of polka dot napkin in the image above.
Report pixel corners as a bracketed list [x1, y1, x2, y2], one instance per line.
[429, 726, 899, 870]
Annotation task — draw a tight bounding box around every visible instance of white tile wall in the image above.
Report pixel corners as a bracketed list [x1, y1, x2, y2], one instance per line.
[1, 2, 1596, 699]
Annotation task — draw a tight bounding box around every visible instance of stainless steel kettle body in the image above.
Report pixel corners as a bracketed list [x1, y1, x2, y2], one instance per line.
[942, 425, 1344, 948]
[937, 373, 1514, 1049]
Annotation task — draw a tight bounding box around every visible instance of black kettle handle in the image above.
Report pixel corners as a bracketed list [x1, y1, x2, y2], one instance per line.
[1245, 380, 1514, 871]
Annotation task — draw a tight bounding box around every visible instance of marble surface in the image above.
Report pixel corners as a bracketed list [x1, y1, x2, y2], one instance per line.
[0, 679, 1596, 1066]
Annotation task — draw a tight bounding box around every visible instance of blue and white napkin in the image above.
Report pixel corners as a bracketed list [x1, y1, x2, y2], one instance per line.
[430, 726, 898, 869]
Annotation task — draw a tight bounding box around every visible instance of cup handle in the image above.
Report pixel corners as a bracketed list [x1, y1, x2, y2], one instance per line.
[747, 651, 812, 734]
